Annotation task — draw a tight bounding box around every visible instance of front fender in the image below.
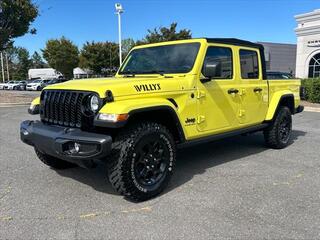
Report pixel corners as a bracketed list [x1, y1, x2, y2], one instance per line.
[31, 97, 40, 106]
[98, 98, 177, 115]
[265, 91, 294, 121]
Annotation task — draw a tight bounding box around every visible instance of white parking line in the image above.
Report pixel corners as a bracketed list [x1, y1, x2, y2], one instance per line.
[0, 103, 30, 108]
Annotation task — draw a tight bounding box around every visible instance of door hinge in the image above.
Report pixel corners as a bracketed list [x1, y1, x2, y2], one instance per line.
[197, 90, 206, 99]
[239, 89, 246, 96]
[197, 115, 205, 124]
[238, 109, 246, 117]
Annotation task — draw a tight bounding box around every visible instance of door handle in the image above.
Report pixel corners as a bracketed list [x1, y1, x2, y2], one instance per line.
[254, 87, 263, 93]
[228, 88, 239, 94]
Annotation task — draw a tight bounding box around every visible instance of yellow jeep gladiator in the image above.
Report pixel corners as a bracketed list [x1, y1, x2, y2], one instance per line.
[20, 38, 304, 201]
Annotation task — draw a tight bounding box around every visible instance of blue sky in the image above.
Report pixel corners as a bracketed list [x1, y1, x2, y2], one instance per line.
[15, 0, 319, 54]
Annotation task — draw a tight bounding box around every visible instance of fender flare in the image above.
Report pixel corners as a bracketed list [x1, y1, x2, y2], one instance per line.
[127, 105, 186, 142]
[265, 93, 294, 121]
[95, 99, 186, 142]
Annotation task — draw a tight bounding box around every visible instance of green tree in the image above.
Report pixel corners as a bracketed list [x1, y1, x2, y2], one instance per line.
[0, 0, 38, 51]
[6, 46, 31, 80]
[30, 51, 46, 68]
[80, 41, 119, 75]
[42, 37, 79, 79]
[137, 22, 192, 45]
[121, 38, 135, 58]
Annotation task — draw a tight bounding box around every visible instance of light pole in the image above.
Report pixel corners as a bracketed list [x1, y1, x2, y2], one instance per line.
[5, 52, 9, 81]
[0, 52, 5, 83]
[115, 3, 123, 66]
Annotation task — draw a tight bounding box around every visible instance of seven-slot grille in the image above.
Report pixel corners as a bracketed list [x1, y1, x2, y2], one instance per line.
[40, 90, 90, 128]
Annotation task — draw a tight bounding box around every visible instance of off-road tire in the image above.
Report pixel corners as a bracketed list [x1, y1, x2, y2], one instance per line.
[107, 122, 176, 202]
[35, 148, 77, 169]
[264, 106, 292, 149]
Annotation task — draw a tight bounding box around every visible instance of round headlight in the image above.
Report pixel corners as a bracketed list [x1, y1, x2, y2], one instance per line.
[89, 95, 99, 112]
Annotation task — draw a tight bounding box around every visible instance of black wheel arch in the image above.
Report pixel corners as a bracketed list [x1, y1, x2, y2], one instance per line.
[126, 106, 185, 144]
[273, 94, 295, 118]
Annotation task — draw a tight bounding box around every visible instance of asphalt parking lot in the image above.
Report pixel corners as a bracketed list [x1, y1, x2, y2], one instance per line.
[0, 107, 319, 240]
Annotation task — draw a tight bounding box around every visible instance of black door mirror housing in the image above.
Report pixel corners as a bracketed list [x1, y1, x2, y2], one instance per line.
[202, 60, 221, 82]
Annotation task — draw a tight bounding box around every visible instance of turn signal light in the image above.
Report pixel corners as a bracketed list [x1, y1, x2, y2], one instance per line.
[98, 113, 129, 122]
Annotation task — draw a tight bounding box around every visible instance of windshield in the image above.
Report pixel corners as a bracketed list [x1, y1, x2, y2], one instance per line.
[32, 80, 41, 83]
[48, 80, 57, 84]
[119, 43, 200, 75]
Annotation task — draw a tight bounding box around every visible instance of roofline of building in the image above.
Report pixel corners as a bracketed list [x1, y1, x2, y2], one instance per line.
[295, 9, 320, 23]
[257, 41, 297, 46]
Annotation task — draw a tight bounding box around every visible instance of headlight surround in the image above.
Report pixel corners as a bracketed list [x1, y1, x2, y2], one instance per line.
[83, 94, 102, 116]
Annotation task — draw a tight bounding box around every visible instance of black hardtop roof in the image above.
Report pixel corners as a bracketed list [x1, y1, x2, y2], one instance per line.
[204, 38, 264, 50]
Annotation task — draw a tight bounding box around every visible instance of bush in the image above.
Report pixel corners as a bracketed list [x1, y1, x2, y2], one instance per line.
[301, 78, 320, 103]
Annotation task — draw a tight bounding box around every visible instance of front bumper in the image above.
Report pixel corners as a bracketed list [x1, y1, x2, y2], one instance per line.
[26, 86, 37, 91]
[20, 120, 112, 168]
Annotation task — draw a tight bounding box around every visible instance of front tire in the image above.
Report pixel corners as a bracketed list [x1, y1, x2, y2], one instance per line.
[264, 106, 292, 149]
[35, 148, 77, 169]
[107, 122, 176, 202]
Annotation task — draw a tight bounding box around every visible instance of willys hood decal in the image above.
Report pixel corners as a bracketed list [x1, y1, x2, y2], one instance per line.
[44, 77, 180, 99]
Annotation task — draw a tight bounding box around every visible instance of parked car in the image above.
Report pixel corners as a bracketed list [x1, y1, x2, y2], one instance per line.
[42, 79, 68, 88]
[16, 81, 28, 90]
[26, 79, 50, 91]
[2, 81, 16, 90]
[267, 71, 293, 79]
[5, 81, 28, 90]
[0, 81, 8, 90]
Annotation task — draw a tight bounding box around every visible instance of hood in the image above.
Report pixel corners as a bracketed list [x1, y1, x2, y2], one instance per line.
[43, 77, 183, 99]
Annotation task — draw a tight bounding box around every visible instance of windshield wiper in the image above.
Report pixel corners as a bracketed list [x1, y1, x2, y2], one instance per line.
[138, 70, 166, 76]
[120, 71, 136, 77]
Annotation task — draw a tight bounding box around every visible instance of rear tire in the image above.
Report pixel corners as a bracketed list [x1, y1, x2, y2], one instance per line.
[264, 106, 292, 149]
[35, 148, 77, 169]
[107, 122, 176, 202]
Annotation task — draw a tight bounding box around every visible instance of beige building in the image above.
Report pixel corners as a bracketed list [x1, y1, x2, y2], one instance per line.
[295, 9, 320, 78]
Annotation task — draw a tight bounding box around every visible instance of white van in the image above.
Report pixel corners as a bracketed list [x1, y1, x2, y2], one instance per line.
[28, 68, 63, 80]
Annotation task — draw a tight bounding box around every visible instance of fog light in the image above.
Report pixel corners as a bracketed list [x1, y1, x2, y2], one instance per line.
[21, 129, 29, 136]
[74, 142, 80, 153]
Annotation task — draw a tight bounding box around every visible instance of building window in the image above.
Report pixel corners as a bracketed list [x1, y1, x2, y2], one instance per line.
[308, 53, 320, 78]
[239, 49, 259, 79]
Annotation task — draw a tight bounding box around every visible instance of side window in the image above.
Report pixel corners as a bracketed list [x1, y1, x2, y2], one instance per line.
[202, 46, 233, 79]
[239, 49, 259, 79]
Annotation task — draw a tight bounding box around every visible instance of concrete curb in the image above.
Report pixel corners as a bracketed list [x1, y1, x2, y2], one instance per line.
[304, 106, 320, 113]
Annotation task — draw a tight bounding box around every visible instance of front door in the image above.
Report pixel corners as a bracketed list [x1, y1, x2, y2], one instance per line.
[197, 45, 240, 133]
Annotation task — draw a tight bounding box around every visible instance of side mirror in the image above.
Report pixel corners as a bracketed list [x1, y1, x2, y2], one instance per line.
[201, 60, 221, 83]
[203, 61, 220, 78]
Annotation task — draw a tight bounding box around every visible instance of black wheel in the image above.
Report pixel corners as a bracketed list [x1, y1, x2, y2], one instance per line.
[264, 106, 292, 149]
[37, 86, 41, 91]
[108, 122, 176, 201]
[13, 86, 17, 90]
[35, 148, 77, 169]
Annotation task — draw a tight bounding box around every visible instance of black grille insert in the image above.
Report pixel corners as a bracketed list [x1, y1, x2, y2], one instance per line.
[40, 90, 92, 128]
